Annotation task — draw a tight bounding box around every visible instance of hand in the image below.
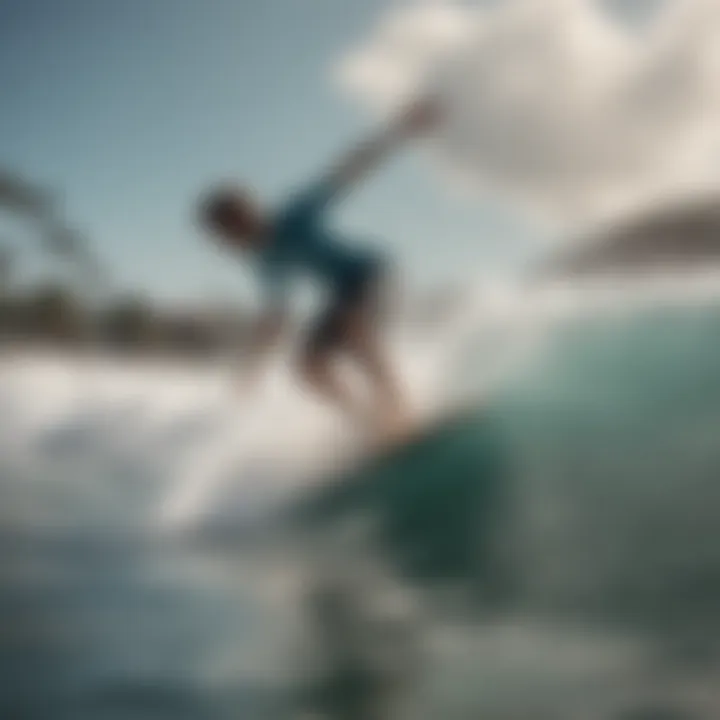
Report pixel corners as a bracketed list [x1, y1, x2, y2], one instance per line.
[234, 366, 264, 408]
[399, 96, 441, 135]
[234, 350, 265, 401]
[234, 310, 284, 400]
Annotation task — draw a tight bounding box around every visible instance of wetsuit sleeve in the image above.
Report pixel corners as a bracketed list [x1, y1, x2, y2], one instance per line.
[280, 177, 342, 224]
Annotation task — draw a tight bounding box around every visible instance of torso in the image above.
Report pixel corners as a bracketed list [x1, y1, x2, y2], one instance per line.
[263, 205, 379, 290]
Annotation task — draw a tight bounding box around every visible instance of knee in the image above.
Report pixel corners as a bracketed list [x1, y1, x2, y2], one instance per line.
[297, 350, 328, 388]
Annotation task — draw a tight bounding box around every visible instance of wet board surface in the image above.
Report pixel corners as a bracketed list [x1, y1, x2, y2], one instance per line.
[286, 402, 515, 595]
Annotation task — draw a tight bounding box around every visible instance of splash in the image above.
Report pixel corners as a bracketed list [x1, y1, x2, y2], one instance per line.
[4, 271, 720, 541]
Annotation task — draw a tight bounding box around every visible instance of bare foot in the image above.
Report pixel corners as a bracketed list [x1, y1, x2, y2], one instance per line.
[371, 408, 418, 451]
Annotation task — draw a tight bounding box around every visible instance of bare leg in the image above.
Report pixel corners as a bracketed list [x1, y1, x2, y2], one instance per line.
[344, 309, 412, 439]
[298, 351, 369, 428]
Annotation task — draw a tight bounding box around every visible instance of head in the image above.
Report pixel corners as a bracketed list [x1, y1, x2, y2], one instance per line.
[198, 185, 266, 250]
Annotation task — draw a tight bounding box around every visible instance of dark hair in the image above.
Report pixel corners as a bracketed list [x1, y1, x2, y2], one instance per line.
[198, 186, 246, 231]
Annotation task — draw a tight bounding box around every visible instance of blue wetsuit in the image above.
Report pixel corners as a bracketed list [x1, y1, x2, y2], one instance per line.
[256, 178, 386, 351]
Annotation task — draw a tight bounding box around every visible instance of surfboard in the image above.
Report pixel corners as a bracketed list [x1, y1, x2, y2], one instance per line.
[294, 403, 486, 515]
[284, 399, 516, 603]
[365, 400, 485, 465]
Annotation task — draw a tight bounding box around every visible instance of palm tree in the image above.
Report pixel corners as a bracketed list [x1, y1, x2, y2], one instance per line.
[0, 244, 16, 337]
[0, 244, 13, 293]
[0, 168, 108, 287]
[0, 170, 52, 217]
[0, 169, 110, 342]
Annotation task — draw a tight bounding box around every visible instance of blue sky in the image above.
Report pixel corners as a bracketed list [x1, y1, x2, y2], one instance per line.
[0, 0, 654, 303]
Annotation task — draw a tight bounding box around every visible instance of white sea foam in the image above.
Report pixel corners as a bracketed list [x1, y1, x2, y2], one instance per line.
[3, 272, 720, 537]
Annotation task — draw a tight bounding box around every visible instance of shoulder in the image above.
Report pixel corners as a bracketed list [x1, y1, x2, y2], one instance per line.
[274, 194, 310, 228]
[276, 178, 335, 227]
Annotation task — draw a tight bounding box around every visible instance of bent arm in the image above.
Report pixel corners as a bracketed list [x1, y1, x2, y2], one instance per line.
[237, 259, 291, 387]
[239, 307, 287, 386]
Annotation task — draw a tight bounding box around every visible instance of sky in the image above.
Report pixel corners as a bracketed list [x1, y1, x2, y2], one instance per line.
[0, 0, 691, 305]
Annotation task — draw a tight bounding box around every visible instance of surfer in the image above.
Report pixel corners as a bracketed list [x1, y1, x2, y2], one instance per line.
[198, 98, 438, 440]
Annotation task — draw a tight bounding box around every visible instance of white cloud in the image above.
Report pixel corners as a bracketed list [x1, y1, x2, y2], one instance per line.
[336, 0, 720, 227]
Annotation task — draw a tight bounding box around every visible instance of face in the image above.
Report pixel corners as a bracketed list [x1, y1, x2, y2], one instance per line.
[206, 191, 266, 250]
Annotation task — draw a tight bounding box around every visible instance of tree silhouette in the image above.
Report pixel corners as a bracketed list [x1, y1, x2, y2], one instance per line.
[22, 282, 85, 342]
[0, 168, 236, 355]
[0, 244, 14, 293]
[0, 168, 109, 300]
[0, 170, 52, 217]
[101, 296, 158, 350]
[0, 245, 17, 336]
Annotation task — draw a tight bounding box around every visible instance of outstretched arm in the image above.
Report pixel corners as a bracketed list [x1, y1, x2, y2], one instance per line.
[321, 97, 439, 200]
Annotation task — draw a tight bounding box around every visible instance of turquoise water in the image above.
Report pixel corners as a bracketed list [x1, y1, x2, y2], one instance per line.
[2, 302, 720, 718]
[303, 304, 720, 628]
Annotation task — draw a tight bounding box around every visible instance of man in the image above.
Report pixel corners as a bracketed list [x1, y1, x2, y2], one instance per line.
[199, 99, 438, 441]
